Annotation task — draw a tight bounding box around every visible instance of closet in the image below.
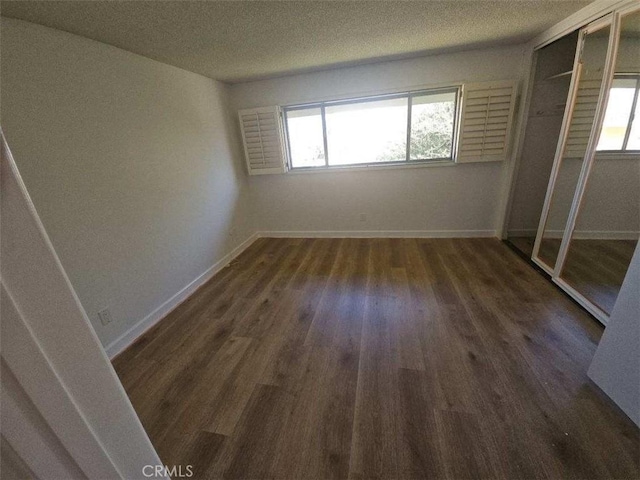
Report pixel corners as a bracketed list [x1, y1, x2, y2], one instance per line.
[507, 3, 640, 324]
[507, 32, 579, 256]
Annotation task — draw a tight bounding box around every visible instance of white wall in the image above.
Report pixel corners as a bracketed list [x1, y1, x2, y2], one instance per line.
[588, 242, 640, 426]
[1, 18, 253, 350]
[1, 133, 164, 478]
[230, 45, 527, 236]
[1, 359, 84, 479]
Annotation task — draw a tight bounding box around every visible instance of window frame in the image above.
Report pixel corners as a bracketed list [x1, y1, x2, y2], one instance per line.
[282, 86, 462, 171]
[596, 73, 640, 154]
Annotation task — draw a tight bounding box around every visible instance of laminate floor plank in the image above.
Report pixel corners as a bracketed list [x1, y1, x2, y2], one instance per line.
[348, 293, 400, 480]
[216, 384, 295, 480]
[509, 237, 638, 314]
[395, 368, 444, 479]
[113, 238, 639, 480]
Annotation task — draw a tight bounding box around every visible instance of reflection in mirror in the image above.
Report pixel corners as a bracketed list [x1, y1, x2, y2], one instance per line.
[560, 9, 640, 315]
[506, 32, 578, 258]
[537, 24, 612, 270]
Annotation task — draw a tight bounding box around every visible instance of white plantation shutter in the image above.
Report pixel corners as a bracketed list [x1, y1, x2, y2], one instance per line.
[238, 106, 287, 175]
[563, 78, 600, 158]
[457, 80, 518, 163]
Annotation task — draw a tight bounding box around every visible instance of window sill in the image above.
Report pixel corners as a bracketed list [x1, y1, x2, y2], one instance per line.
[285, 159, 459, 175]
[594, 151, 640, 159]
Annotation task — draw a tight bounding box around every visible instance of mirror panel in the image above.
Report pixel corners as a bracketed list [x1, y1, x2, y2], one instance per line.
[536, 23, 612, 270]
[559, 9, 640, 315]
[506, 33, 578, 258]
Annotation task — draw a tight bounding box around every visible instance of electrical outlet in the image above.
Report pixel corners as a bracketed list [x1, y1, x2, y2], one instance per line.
[359, 213, 367, 222]
[97, 307, 113, 326]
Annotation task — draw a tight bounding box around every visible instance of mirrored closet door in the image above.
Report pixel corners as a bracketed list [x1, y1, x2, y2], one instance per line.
[532, 4, 640, 323]
[506, 32, 578, 257]
[558, 7, 640, 318]
[535, 19, 613, 271]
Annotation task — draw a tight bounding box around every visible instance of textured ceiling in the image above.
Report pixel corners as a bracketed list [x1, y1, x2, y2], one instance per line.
[1, 0, 592, 83]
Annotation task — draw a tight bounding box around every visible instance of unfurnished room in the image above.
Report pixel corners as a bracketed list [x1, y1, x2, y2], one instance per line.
[1, 1, 639, 479]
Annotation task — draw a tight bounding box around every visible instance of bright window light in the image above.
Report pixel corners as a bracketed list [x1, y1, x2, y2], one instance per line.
[410, 91, 456, 160]
[597, 76, 640, 152]
[285, 107, 326, 168]
[283, 87, 459, 169]
[627, 96, 640, 150]
[325, 97, 408, 166]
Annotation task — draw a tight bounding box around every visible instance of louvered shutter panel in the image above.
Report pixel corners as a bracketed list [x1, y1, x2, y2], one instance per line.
[563, 78, 600, 158]
[457, 80, 518, 163]
[238, 106, 287, 175]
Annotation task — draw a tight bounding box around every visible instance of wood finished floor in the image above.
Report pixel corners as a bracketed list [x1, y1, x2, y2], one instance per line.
[507, 236, 637, 314]
[113, 238, 639, 480]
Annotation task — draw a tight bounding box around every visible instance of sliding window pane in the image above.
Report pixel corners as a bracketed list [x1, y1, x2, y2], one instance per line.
[596, 78, 636, 151]
[410, 90, 456, 160]
[325, 97, 408, 166]
[285, 107, 326, 168]
[627, 97, 640, 150]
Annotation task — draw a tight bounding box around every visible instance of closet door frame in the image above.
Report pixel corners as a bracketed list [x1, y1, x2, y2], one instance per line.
[498, 1, 634, 241]
[555, 2, 640, 324]
[529, 21, 593, 276]
[532, 5, 639, 324]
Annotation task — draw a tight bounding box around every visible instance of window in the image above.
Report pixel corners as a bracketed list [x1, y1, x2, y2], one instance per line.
[238, 81, 515, 174]
[283, 87, 459, 169]
[597, 75, 640, 152]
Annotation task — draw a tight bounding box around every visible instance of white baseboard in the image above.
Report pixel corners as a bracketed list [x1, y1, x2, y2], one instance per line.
[105, 228, 502, 358]
[506, 229, 538, 237]
[106, 227, 637, 359]
[105, 232, 259, 359]
[507, 229, 639, 240]
[259, 230, 497, 239]
[572, 231, 639, 240]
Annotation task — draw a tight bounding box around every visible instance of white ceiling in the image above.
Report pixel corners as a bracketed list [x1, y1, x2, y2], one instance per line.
[1, 0, 592, 83]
